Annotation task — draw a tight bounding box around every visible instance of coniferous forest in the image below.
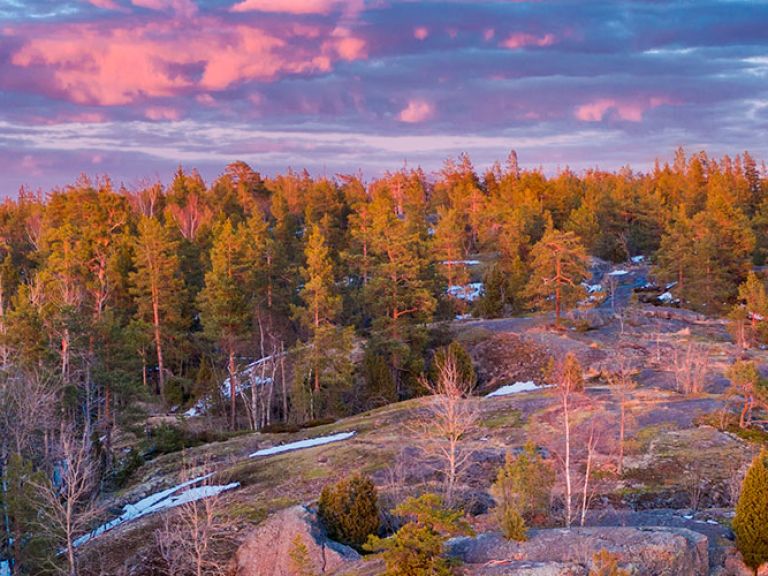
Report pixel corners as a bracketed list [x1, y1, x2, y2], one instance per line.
[3, 147, 768, 574]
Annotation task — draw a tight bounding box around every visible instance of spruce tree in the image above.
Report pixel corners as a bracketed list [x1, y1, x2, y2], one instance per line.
[733, 450, 768, 570]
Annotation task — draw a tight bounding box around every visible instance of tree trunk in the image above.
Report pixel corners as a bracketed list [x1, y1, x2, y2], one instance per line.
[228, 347, 238, 430]
[152, 295, 165, 397]
[563, 392, 572, 528]
[618, 400, 625, 476]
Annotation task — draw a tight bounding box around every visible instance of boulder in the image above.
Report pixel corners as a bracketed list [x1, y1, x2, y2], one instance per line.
[232, 505, 360, 576]
[449, 526, 709, 576]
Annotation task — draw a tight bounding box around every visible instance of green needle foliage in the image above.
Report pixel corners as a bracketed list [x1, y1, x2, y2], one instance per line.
[733, 450, 768, 570]
[365, 493, 474, 576]
[318, 474, 380, 551]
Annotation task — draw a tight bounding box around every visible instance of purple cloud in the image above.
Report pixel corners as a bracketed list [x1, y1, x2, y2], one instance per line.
[0, 0, 767, 192]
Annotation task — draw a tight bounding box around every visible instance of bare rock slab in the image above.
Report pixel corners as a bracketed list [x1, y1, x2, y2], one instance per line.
[232, 505, 360, 576]
[450, 526, 709, 576]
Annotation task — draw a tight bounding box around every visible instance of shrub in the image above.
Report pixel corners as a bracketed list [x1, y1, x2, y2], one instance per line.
[288, 534, 317, 576]
[363, 351, 397, 408]
[490, 442, 555, 538]
[498, 506, 527, 541]
[318, 474, 380, 551]
[429, 341, 477, 393]
[364, 493, 474, 576]
[590, 549, 629, 576]
[733, 449, 768, 570]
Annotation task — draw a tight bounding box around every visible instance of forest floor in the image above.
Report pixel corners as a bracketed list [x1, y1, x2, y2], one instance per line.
[78, 286, 767, 575]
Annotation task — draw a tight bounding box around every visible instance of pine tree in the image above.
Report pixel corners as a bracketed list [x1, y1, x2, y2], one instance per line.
[526, 223, 589, 327]
[197, 219, 254, 429]
[733, 450, 768, 570]
[491, 442, 555, 538]
[365, 493, 473, 576]
[130, 216, 185, 399]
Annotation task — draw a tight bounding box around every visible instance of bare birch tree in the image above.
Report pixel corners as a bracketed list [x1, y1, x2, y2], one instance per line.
[605, 362, 636, 476]
[155, 463, 234, 576]
[418, 351, 478, 506]
[547, 353, 584, 528]
[31, 425, 102, 576]
[673, 341, 709, 395]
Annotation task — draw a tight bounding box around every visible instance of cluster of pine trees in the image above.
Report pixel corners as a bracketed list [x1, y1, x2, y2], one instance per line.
[0, 149, 765, 433]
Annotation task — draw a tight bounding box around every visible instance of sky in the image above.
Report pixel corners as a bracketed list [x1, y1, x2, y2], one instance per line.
[1, 0, 768, 193]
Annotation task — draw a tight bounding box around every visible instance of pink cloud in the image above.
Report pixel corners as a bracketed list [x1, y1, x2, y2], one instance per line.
[483, 28, 495, 41]
[10, 17, 367, 106]
[500, 32, 555, 49]
[87, 0, 123, 9]
[398, 99, 434, 123]
[575, 97, 673, 122]
[414, 26, 429, 40]
[145, 106, 180, 120]
[230, 0, 354, 14]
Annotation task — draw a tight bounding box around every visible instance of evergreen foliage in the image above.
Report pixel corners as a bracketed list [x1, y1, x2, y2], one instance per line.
[733, 450, 768, 570]
[318, 474, 380, 551]
[490, 442, 555, 539]
[364, 493, 474, 576]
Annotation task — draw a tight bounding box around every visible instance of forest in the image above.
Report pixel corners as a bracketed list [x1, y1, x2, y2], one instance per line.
[2, 147, 768, 574]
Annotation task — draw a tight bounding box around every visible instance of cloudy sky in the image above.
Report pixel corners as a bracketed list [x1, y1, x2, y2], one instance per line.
[2, 0, 767, 192]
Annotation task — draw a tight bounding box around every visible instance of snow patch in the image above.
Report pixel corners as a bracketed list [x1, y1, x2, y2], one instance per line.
[447, 282, 484, 302]
[73, 475, 240, 547]
[485, 381, 550, 397]
[250, 431, 355, 458]
[442, 260, 481, 266]
[455, 313, 473, 321]
[582, 283, 603, 294]
[608, 269, 629, 276]
[658, 291, 674, 303]
[630, 255, 645, 264]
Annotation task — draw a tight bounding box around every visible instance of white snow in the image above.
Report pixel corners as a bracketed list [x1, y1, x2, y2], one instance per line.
[485, 381, 551, 397]
[447, 282, 484, 302]
[658, 291, 674, 302]
[608, 269, 629, 276]
[582, 283, 603, 294]
[0, 560, 9, 576]
[73, 474, 240, 547]
[250, 431, 355, 458]
[442, 260, 481, 266]
[455, 313, 473, 321]
[630, 255, 645, 264]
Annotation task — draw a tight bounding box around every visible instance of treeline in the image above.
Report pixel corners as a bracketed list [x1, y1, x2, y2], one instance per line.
[0, 149, 766, 428]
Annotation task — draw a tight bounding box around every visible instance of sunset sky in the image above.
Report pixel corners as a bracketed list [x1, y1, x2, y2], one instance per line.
[2, 0, 768, 192]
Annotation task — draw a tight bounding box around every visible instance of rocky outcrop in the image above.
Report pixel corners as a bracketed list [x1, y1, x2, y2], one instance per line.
[449, 526, 709, 576]
[465, 561, 587, 575]
[232, 505, 360, 576]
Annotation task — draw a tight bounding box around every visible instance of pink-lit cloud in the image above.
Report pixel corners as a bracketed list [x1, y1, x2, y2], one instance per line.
[575, 97, 673, 122]
[145, 106, 180, 120]
[87, 0, 123, 10]
[398, 99, 435, 123]
[414, 26, 429, 40]
[500, 32, 555, 49]
[230, 0, 351, 14]
[9, 18, 367, 105]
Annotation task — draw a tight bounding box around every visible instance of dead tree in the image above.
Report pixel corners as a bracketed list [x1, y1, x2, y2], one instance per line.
[673, 341, 708, 395]
[31, 425, 102, 576]
[605, 362, 636, 476]
[418, 351, 479, 506]
[155, 462, 234, 576]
